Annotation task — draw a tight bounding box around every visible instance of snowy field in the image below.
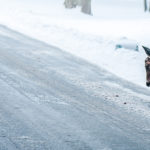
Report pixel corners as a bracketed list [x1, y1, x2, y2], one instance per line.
[0, 0, 150, 87]
[1, 25, 150, 150]
[1, 1, 150, 149]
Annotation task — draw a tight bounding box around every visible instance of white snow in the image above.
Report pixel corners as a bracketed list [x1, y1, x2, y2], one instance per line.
[0, 0, 150, 87]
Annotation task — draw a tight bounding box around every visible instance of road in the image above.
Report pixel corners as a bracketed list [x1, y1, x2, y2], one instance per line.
[0, 25, 150, 150]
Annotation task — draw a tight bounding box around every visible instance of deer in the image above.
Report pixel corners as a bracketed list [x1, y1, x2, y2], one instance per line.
[142, 46, 150, 87]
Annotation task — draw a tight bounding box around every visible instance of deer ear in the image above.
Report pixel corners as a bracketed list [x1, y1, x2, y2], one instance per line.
[142, 46, 150, 56]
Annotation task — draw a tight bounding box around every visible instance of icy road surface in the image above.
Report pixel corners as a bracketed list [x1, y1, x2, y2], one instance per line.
[0, 25, 150, 150]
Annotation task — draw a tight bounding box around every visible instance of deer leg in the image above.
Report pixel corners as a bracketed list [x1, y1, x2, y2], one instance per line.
[146, 71, 150, 86]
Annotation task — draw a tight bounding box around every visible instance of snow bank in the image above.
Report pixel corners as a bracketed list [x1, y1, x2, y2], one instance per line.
[0, 0, 150, 87]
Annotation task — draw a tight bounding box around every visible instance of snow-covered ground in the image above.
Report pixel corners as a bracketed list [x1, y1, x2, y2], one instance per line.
[0, 0, 150, 87]
[1, 25, 150, 150]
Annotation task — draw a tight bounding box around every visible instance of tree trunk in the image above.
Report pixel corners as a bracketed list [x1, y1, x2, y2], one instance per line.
[77, 0, 82, 6]
[64, 0, 78, 8]
[81, 0, 92, 15]
[144, 0, 147, 11]
[64, 0, 92, 15]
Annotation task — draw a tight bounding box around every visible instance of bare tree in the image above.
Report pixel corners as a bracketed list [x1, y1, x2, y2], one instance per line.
[64, 0, 77, 8]
[64, 0, 92, 15]
[144, 0, 148, 11]
[81, 0, 92, 15]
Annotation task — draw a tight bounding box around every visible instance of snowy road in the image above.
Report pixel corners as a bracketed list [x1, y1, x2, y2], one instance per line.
[0, 25, 150, 150]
